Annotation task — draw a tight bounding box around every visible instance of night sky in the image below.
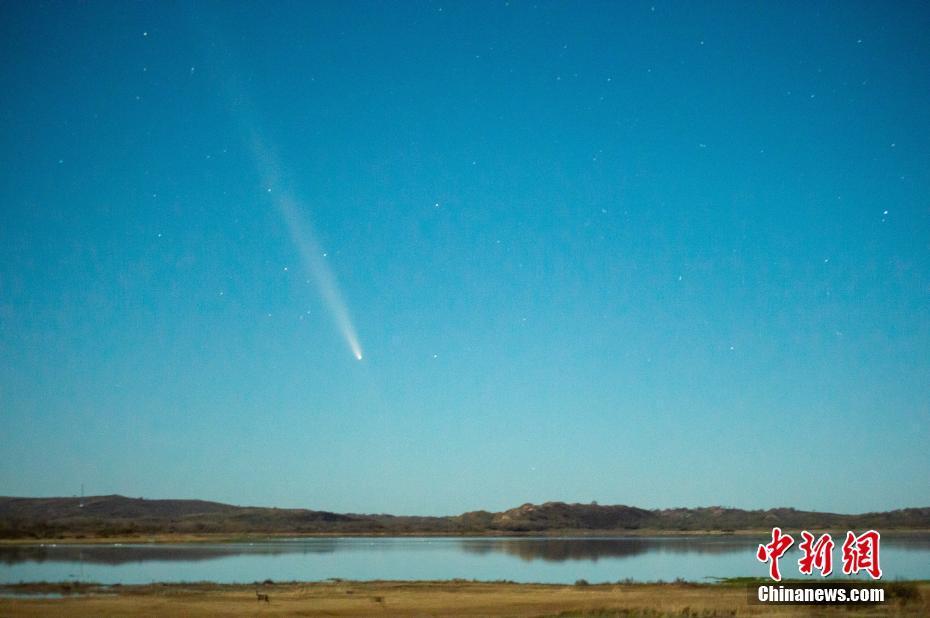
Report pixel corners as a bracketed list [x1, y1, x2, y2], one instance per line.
[1, 0, 929, 515]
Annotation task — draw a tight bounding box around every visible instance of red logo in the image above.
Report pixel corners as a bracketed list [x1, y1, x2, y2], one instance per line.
[756, 527, 794, 581]
[798, 531, 834, 576]
[841, 530, 882, 579]
[758, 528, 882, 581]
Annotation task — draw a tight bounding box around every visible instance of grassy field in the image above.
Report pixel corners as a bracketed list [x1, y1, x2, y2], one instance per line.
[1, 580, 927, 617]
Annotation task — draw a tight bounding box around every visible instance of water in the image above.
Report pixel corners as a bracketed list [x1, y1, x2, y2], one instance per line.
[1, 535, 928, 585]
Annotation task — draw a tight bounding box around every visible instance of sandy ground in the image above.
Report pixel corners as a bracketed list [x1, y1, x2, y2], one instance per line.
[1, 580, 927, 617]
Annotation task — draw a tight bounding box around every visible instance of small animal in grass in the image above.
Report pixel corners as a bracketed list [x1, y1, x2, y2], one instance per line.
[255, 590, 270, 603]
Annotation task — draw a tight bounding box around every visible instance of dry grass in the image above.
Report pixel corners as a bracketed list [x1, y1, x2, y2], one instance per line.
[1, 580, 927, 617]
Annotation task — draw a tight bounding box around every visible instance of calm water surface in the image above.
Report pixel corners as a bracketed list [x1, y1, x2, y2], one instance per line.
[2, 536, 929, 584]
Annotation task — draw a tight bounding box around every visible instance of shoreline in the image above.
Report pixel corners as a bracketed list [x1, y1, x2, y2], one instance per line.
[3, 528, 930, 545]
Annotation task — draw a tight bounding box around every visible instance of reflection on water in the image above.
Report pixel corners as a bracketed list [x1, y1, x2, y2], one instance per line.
[0, 541, 341, 566]
[0, 591, 70, 599]
[459, 537, 749, 561]
[0, 537, 751, 567]
[1, 535, 928, 584]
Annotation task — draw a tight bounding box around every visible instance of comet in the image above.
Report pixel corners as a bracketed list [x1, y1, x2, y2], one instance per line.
[278, 193, 364, 362]
[251, 133, 364, 362]
[202, 35, 364, 361]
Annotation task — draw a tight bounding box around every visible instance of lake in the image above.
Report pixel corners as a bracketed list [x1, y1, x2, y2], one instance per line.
[2, 535, 929, 585]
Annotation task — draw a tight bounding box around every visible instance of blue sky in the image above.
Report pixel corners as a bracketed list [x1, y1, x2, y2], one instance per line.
[1, 0, 928, 515]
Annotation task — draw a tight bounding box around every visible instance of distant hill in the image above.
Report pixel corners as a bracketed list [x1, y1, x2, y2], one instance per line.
[1, 495, 928, 539]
